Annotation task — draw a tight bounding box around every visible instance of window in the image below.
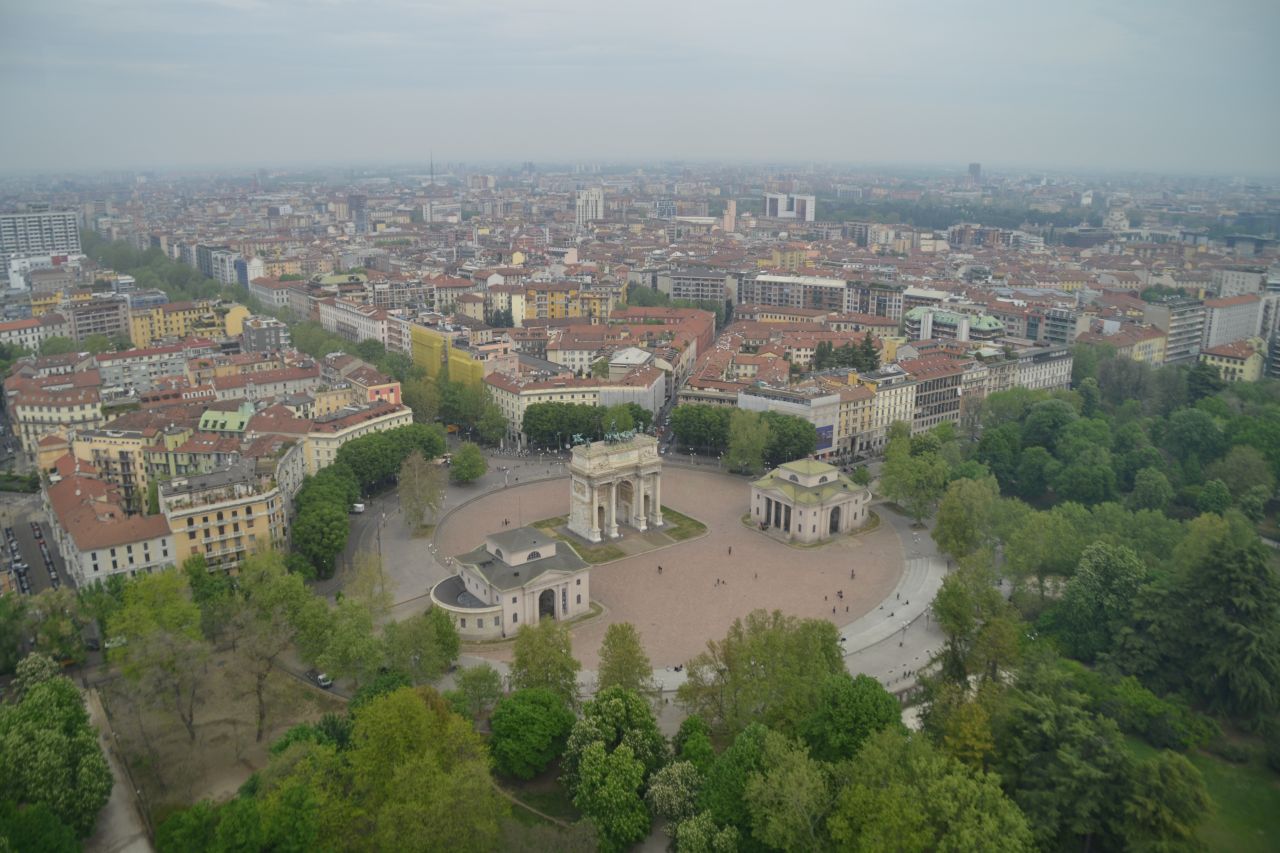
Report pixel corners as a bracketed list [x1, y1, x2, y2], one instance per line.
[512, 613, 518, 623]
[460, 618, 466, 628]
[576, 578, 581, 585]
[576, 594, 581, 604]
[511, 597, 517, 604]
[477, 618, 484, 628]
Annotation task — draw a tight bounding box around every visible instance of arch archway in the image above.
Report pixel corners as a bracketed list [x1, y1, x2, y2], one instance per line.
[617, 480, 635, 523]
[829, 506, 841, 534]
[538, 588, 556, 621]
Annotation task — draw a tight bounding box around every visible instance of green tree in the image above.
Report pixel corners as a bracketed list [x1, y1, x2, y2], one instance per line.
[742, 729, 831, 851]
[674, 715, 716, 775]
[645, 760, 703, 830]
[38, 336, 76, 356]
[932, 564, 1021, 683]
[0, 593, 26, 675]
[0, 673, 113, 837]
[381, 608, 460, 683]
[316, 597, 384, 687]
[761, 412, 818, 467]
[799, 672, 903, 762]
[402, 375, 441, 423]
[1197, 478, 1233, 514]
[234, 553, 314, 741]
[992, 674, 1134, 851]
[450, 441, 487, 484]
[25, 588, 84, 665]
[596, 622, 658, 697]
[398, 450, 446, 531]
[510, 619, 581, 705]
[828, 729, 1034, 853]
[724, 409, 769, 475]
[1186, 359, 1226, 402]
[489, 688, 577, 779]
[1206, 444, 1277, 499]
[347, 687, 506, 851]
[0, 799, 81, 852]
[678, 609, 842, 736]
[1121, 751, 1211, 852]
[292, 501, 350, 578]
[1128, 467, 1174, 512]
[673, 811, 740, 853]
[1053, 542, 1148, 663]
[1014, 445, 1059, 500]
[451, 663, 504, 721]
[563, 686, 669, 788]
[880, 436, 949, 523]
[933, 475, 1001, 560]
[573, 742, 650, 853]
[108, 569, 210, 741]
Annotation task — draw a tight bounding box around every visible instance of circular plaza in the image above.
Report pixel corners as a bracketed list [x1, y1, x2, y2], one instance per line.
[433, 465, 905, 669]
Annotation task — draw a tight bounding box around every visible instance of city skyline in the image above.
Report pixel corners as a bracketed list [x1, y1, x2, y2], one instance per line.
[1, 0, 1278, 175]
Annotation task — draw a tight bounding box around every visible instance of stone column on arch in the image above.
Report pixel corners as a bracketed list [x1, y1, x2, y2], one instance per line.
[650, 470, 664, 527]
[633, 475, 648, 531]
[587, 484, 601, 542]
[607, 480, 619, 539]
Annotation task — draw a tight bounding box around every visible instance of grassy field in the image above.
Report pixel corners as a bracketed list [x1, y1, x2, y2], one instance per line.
[532, 515, 636, 563]
[661, 506, 707, 541]
[1124, 735, 1280, 852]
[1189, 749, 1280, 852]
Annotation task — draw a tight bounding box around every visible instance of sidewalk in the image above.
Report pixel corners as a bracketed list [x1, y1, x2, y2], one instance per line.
[84, 688, 153, 853]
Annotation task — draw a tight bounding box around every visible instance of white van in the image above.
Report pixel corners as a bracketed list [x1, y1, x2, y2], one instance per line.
[351, 503, 366, 513]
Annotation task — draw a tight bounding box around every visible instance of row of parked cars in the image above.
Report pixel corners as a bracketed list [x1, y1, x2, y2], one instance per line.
[30, 521, 59, 590]
[4, 526, 30, 595]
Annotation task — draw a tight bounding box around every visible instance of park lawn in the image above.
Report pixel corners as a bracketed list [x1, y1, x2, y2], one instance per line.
[532, 515, 627, 563]
[662, 506, 707, 541]
[1123, 736, 1280, 853]
[1188, 749, 1280, 853]
[501, 761, 580, 824]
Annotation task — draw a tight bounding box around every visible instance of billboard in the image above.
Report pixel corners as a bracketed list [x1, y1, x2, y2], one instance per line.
[816, 424, 833, 451]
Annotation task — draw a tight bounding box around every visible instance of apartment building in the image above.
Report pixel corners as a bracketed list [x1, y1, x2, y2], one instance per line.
[68, 296, 131, 342]
[1015, 345, 1074, 391]
[318, 296, 389, 345]
[71, 427, 153, 514]
[858, 365, 916, 453]
[0, 210, 81, 276]
[901, 357, 964, 433]
[523, 283, 582, 321]
[302, 402, 414, 474]
[1202, 294, 1261, 349]
[1200, 341, 1264, 383]
[45, 467, 174, 587]
[242, 315, 292, 351]
[737, 384, 840, 460]
[904, 307, 1004, 343]
[160, 460, 287, 572]
[248, 277, 297, 310]
[485, 368, 666, 446]
[1142, 298, 1205, 364]
[7, 376, 105, 453]
[657, 269, 730, 303]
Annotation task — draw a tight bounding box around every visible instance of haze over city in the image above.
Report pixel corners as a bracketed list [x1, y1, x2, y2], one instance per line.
[2, 0, 1279, 174]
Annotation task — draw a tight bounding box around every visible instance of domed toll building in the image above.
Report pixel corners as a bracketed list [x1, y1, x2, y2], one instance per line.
[430, 527, 590, 641]
[750, 458, 871, 544]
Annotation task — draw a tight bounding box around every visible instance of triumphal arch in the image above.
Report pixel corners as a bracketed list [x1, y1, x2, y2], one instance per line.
[568, 432, 664, 542]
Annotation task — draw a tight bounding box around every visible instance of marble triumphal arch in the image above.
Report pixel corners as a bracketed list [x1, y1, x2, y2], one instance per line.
[568, 433, 664, 542]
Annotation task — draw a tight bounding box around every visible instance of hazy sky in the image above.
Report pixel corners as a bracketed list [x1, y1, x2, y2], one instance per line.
[2, 0, 1278, 175]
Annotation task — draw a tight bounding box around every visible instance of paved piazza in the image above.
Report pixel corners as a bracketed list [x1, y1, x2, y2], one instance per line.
[435, 466, 904, 669]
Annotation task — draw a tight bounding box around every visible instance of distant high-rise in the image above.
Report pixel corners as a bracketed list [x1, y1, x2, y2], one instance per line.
[722, 199, 737, 233]
[575, 188, 604, 229]
[762, 192, 815, 222]
[0, 210, 81, 277]
[968, 162, 982, 183]
[348, 193, 369, 235]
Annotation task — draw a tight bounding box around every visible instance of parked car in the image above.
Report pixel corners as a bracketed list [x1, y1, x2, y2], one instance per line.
[305, 669, 334, 688]
[350, 503, 366, 513]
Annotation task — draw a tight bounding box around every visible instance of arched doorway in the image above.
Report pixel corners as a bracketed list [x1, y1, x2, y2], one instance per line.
[596, 504, 606, 534]
[538, 589, 556, 621]
[617, 480, 634, 523]
[829, 506, 841, 534]
[643, 493, 651, 521]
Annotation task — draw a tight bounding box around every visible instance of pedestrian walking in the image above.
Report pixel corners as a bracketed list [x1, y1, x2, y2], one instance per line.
[728, 545, 732, 556]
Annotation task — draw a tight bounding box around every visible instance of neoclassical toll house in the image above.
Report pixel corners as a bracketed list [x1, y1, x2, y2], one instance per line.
[751, 458, 871, 544]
